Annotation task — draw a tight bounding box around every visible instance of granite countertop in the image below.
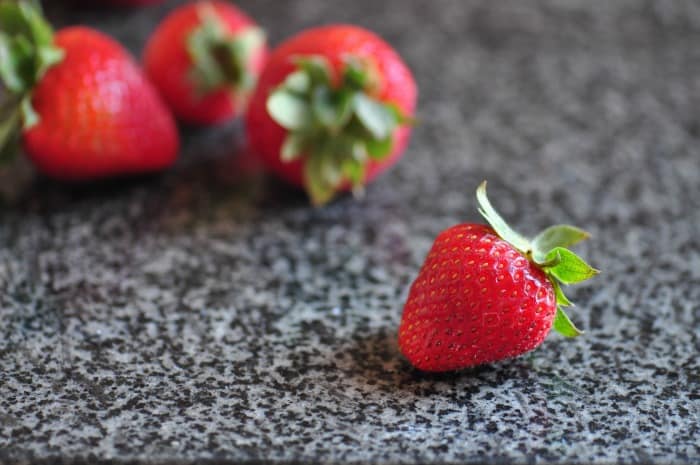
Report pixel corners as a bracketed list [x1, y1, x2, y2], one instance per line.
[1, 0, 699, 464]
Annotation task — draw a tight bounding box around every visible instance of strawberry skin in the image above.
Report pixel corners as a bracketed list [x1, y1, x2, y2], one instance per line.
[399, 224, 557, 372]
[144, 1, 268, 125]
[245, 24, 417, 204]
[23, 27, 179, 180]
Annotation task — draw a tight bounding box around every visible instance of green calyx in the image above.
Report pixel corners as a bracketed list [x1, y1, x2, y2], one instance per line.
[476, 181, 600, 338]
[0, 0, 63, 160]
[186, 3, 264, 103]
[266, 54, 411, 206]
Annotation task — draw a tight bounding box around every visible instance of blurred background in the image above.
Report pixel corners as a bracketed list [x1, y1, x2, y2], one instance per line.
[3, 0, 698, 213]
[0, 2, 681, 208]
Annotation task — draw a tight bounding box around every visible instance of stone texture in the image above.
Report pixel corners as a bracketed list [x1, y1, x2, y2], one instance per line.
[1, 0, 699, 464]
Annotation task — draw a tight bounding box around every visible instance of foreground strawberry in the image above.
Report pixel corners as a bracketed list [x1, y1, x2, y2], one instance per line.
[144, 1, 267, 125]
[399, 182, 599, 372]
[0, 1, 179, 180]
[245, 24, 417, 205]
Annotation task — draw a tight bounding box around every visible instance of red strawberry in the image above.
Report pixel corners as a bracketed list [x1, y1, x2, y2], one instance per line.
[399, 182, 599, 372]
[245, 24, 417, 205]
[0, 2, 179, 180]
[144, 1, 267, 125]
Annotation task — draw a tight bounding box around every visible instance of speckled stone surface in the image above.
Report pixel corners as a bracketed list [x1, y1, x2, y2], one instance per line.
[1, 1, 700, 464]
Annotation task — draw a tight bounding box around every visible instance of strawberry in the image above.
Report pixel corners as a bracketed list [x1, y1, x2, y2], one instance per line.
[144, 1, 267, 125]
[399, 182, 599, 372]
[245, 24, 417, 205]
[0, 1, 179, 180]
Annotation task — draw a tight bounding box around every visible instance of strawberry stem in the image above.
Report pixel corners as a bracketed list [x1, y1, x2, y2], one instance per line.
[476, 181, 531, 253]
[0, 0, 63, 159]
[186, 3, 264, 101]
[475, 181, 599, 337]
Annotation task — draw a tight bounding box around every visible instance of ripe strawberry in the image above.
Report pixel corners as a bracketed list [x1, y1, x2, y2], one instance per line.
[245, 24, 417, 205]
[399, 182, 599, 372]
[144, 1, 267, 125]
[0, 1, 179, 180]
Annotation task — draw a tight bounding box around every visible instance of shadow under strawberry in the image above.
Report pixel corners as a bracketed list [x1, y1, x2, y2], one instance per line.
[0, 169, 169, 212]
[331, 327, 545, 395]
[0, 141, 345, 222]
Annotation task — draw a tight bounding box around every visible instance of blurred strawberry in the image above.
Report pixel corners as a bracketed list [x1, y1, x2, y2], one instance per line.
[0, 1, 179, 180]
[144, 1, 267, 125]
[245, 24, 417, 205]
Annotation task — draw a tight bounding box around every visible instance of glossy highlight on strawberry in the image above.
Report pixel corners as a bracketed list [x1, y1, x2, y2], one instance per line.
[398, 182, 599, 372]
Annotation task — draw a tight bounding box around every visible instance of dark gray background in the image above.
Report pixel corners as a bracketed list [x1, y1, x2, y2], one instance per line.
[1, 1, 699, 464]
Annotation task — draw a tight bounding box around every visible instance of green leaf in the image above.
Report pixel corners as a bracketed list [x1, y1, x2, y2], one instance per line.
[551, 279, 573, 307]
[311, 86, 336, 129]
[552, 307, 583, 337]
[537, 249, 562, 268]
[320, 153, 342, 188]
[264, 53, 412, 206]
[228, 26, 265, 92]
[187, 6, 264, 96]
[283, 70, 310, 95]
[475, 181, 531, 253]
[333, 89, 355, 129]
[312, 86, 356, 131]
[387, 102, 413, 126]
[0, 101, 21, 164]
[0, 3, 26, 35]
[351, 140, 368, 162]
[233, 27, 265, 61]
[545, 247, 599, 285]
[342, 56, 369, 90]
[0, 2, 48, 40]
[304, 152, 335, 206]
[266, 90, 312, 130]
[35, 44, 63, 79]
[187, 16, 227, 93]
[0, 1, 61, 93]
[341, 157, 365, 187]
[280, 133, 305, 162]
[532, 224, 591, 263]
[294, 55, 332, 87]
[0, 32, 23, 92]
[0, 32, 33, 93]
[353, 93, 394, 140]
[365, 135, 393, 159]
[329, 133, 356, 161]
[19, 94, 37, 128]
[22, 1, 54, 49]
[27, 0, 43, 13]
